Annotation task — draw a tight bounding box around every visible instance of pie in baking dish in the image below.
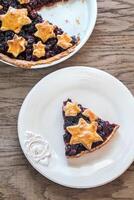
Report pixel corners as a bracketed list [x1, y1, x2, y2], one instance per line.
[0, 0, 79, 68]
[63, 99, 119, 158]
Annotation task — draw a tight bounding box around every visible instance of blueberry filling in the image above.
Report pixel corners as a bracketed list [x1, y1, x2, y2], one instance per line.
[63, 99, 117, 156]
[28, 0, 67, 10]
[0, 0, 78, 61]
[65, 144, 86, 157]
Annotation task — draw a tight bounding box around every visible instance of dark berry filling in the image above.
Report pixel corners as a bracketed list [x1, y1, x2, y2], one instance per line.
[65, 144, 86, 157]
[63, 99, 90, 129]
[28, 0, 67, 10]
[0, 0, 78, 61]
[63, 99, 117, 157]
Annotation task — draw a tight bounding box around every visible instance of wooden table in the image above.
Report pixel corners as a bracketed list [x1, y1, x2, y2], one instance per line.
[0, 0, 134, 199]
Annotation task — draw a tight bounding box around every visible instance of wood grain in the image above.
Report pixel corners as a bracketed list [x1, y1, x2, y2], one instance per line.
[0, 0, 134, 199]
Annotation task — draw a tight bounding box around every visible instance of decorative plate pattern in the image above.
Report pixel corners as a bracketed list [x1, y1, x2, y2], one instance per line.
[25, 131, 51, 166]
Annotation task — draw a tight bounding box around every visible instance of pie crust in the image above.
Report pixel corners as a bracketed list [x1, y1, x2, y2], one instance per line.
[34, 21, 56, 43]
[67, 118, 103, 150]
[0, 42, 78, 68]
[68, 125, 119, 158]
[33, 41, 46, 58]
[0, 7, 31, 33]
[7, 34, 27, 57]
[64, 101, 81, 116]
[63, 99, 119, 158]
[57, 33, 73, 49]
[19, 0, 30, 4]
[0, 1, 79, 68]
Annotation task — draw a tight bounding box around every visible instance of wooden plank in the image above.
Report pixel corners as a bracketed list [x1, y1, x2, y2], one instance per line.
[0, 0, 134, 199]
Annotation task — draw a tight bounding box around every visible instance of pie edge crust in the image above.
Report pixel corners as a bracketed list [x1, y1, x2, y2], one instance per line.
[66, 125, 119, 158]
[0, 41, 79, 69]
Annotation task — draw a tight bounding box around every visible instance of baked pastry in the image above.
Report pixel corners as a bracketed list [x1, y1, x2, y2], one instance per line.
[0, 1, 79, 68]
[63, 99, 119, 158]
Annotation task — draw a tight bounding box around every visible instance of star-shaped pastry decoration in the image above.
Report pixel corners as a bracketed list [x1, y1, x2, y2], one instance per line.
[0, 7, 31, 33]
[64, 102, 81, 116]
[67, 118, 103, 150]
[33, 41, 46, 58]
[18, 0, 30, 4]
[0, 5, 3, 10]
[82, 109, 98, 122]
[7, 34, 27, 57]
[57, 33, 72, 49]
[34, 21, 55, 42]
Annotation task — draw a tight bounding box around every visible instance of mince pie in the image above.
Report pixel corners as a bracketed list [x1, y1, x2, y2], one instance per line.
[0, 0, 78, 68]
[63, 99, 119, 158]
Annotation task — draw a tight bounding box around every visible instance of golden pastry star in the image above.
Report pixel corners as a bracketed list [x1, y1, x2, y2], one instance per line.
[82, 109, 98, 122]
[0, 7, 31, 33]
[33, 41, 46, 58]
[67, 118, 103, 150]
[7, 34, 27, 57]
[57, 33, 72, 49]
[0, 5, 3, 10]
[18, 0, 30, 4]
[64, 101, 81, 116]
[34, 21, 55, 42]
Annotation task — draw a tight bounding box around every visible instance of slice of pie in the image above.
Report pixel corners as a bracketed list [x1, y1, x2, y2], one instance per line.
[0, 1, 79, 68]
[62, 99, 119, 158]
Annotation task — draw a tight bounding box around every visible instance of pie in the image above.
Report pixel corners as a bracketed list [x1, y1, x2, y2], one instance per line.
[0, 1, 79, 68]
[63, 99, 119, 158]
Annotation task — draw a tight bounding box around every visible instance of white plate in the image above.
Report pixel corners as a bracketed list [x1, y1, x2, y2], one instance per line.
[18, 66, 134, 188]
[0, 0, 97, 69]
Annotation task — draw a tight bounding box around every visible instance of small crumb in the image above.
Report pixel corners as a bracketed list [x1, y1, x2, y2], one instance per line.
[76, 18, 80, 25]
[65, 19, 69, 23]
